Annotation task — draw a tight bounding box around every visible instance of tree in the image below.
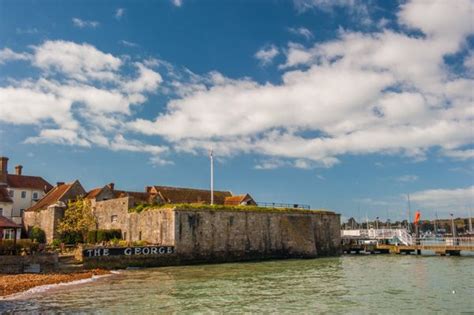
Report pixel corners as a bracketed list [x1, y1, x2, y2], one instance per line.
[57, 197, 97, 243]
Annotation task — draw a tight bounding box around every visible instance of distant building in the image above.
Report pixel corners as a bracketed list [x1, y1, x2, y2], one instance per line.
[0, 156, 53, 224]
[23, 180, 86, 242]
[146, 185, 233, 205]
[224, 194, 257, 206]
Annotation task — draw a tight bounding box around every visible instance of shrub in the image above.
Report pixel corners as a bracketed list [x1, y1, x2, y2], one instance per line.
[90, 229, 122, 243]
[0, 239, 39, 255]
[60, 231, 83, 244]
[29, 226, 46, 243]
[87, 230, 97, 244]
[51, 239, 62, 247]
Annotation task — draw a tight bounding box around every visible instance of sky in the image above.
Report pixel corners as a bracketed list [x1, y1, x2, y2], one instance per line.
[0, 0, 473, 221]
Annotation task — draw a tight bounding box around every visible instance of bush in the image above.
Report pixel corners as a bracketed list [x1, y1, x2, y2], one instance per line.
[60, 231, 83, 244]
[29, 226, 46, 243]
[88, 229, 122, 243]
[0, 239, 39, 255]
[51, 239, 62, 247]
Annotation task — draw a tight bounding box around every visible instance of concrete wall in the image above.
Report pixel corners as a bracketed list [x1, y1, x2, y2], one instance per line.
[174, 209, 341, 262]
[23, 206, 64, 243]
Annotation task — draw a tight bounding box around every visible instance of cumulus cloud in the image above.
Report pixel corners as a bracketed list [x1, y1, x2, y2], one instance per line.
[0, 40, 165, 164]
[254, 45, 279, 66]
[127, 0, 473, 168]
[0, 48, 30, 64]
[410, 186, 474, 212]
[72, 18, 100, 28]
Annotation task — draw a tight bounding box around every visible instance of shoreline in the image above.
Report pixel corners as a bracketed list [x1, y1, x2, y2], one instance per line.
[0, 269, 110, 299]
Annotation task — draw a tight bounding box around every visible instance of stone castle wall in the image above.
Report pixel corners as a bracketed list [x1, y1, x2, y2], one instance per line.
[174, 209, 341, 262]
[91, 202, 341, 263]
[23, 206, 64, 243]
[93, 197, 174, 245]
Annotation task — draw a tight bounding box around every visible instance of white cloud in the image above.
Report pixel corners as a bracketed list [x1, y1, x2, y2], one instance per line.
[0, 40, 166, 164]
[72, 18, 100, 28]
[410, 186, 474, 212]
[115, 8, 125, 19]
[0, 48, 30, 64]
[16, 28, 39, 35]
[442, 149, 474, 161]
[171, 0, 182, 7]
[127, 0, 473, 169]
[293, 0, 373, 25]
[255, 159, 287, 170]
[288, 27, 313, 40]
[396, 175, 418, 182]
[119, 40, 138, 47]
[32, 40, 122, 82]
[254, 45, 279, 66]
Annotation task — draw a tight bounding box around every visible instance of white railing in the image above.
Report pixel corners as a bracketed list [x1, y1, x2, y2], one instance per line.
[341, 229, 413, 245]
[417, 237, 474, 247]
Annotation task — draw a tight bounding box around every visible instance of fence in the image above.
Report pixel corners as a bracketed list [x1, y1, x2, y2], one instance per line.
[257, 202, 311, 210]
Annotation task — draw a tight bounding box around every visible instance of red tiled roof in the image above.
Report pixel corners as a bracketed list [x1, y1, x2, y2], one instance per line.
[151, 185, 232, 205]
[85, 187, 103, 199]
[0, 215, 21, 228]
[0, 186, 13, 203]
[7, 174, 52, 191]
[26, 183, 71, 212]
[224, 194, 256, 206]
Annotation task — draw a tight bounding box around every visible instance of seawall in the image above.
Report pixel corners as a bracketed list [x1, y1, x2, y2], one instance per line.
[83, 206, 341, 268]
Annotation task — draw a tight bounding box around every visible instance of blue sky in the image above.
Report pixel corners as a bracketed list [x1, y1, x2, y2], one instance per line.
[0, 0, 473, 221]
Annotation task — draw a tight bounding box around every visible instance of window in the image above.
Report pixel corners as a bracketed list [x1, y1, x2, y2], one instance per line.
[111, 215, 118, 223]
[0, 208, 3, 216]
[21, 191, 26, 199]
[139, 231, 142, 241]
[33, 192, 38, 200]
[8, 190, 13, 197]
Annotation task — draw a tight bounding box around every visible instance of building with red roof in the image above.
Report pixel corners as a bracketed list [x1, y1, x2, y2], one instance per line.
[0, 157, 53, 224]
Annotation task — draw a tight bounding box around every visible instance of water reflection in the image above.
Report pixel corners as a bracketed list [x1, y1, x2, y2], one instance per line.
[1, 256, 473, 313]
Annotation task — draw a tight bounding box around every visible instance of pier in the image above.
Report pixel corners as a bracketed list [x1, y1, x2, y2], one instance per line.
[341, 229, 474, 256]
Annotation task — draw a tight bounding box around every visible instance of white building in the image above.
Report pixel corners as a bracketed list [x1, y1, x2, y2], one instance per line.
[0, 157, 52, 224]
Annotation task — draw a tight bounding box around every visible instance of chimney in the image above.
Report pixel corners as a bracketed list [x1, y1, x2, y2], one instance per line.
[15, 165, 23, 175]
[0, 157, 8, 184]
[107, 182, 115, 190]
[57, 182, 65, 186]
[145, 186, 153, 193]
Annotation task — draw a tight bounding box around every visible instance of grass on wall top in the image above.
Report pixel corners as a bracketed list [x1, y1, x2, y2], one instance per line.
[129, 203, 335, 215]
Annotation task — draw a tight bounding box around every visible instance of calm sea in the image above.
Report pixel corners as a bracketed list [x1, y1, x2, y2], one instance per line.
[1, 255, 473, 313]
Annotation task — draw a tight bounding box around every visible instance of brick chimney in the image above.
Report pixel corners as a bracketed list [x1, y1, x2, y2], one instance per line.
[57, 182, 65, 186]
[107, 182, 115, 190]
[15, 165, 23, 175]
[0, 157, 8, 184]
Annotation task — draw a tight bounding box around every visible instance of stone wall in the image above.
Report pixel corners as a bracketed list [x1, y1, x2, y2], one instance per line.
[91, 202, 341, 267]
[23, 206, 64, 243]
[93, 197, 174, 245]
[174, 209, 341, 262]
[0, 253, 58, 274]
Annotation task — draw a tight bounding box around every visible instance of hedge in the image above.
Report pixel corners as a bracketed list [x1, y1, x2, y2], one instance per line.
[60, 231, 83, 244]
[0, 239, 39, 255]
[87, 229, 122, 244]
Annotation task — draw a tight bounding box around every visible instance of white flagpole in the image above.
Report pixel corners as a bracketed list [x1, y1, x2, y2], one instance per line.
[210, 149, 214, 205]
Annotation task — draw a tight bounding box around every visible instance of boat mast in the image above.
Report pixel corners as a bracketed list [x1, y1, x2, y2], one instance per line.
[407, 194, 412, 234]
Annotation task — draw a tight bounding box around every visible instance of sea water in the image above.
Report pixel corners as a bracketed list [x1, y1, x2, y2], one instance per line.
[1, 255, 473, 313]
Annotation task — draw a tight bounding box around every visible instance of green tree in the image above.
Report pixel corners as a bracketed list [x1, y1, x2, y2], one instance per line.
[57, 197, 97, 243]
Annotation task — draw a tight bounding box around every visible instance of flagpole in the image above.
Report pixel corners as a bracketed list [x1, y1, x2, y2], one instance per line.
[210, 149, 214, 205]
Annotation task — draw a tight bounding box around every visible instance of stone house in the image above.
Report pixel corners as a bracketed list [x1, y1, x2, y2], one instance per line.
[0, 156, 53, 224]
[23, 180, 86, 243]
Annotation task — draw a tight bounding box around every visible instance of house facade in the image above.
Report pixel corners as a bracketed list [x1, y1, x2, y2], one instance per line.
[0, 157, 53, 224]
